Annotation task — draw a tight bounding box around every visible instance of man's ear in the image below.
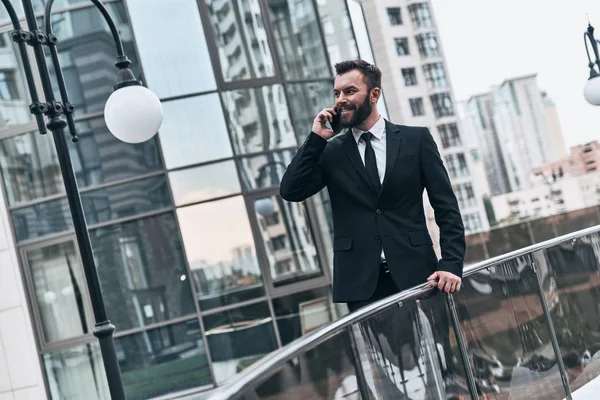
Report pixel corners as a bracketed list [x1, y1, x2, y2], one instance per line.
[370, 87, 381, 103]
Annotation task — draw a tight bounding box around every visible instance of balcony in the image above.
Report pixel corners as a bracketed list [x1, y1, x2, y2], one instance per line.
[191, 219, 600, 400]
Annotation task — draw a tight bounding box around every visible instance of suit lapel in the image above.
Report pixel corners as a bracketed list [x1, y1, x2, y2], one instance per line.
[381, 121, 402, 190]
[340, 129, 374, 190]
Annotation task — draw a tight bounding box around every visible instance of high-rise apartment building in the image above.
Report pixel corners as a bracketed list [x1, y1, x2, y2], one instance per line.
[466, 74, 568, 195]
[358, 0, 489, 234]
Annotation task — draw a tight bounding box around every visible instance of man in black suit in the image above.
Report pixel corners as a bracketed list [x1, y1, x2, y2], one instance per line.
[280, 60, 465, 312]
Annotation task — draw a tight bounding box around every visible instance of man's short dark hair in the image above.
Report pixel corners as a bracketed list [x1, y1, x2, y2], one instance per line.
[334, 60, 382, 90]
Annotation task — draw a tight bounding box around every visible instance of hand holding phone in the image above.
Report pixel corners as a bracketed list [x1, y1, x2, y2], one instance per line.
[312, 107, 342, 140]
[329, 106, 342, 134]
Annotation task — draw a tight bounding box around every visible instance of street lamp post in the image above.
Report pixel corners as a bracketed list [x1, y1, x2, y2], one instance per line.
[583, 23, 600, 106]
[2, 0, 163, 399]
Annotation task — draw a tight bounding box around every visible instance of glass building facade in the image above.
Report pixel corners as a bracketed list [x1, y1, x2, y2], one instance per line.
[0, 0, 377, 398]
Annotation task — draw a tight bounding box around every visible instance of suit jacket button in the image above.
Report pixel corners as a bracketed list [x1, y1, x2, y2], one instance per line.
[375, 235, 380, 240]
[376, 209, 382, 215]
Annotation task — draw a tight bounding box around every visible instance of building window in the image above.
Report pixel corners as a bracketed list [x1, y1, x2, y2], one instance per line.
[444, 153, 469, 178]
[321, 16, 335, 35]
[394, 38, 409, 56]
[409, 98, 425, 117]
[463, 213, 482, 233]
[0, 70, 19, 100]
[408, 3, 433, 28]
[422, 62, 447, 89]
[415, 32, 439, 58]
[453, 183, 477, 208]
[438, 123, 461, 148]
[430, 93, 454, 118]
[387, 7, 402, 25]
[402, 68, 417, 86]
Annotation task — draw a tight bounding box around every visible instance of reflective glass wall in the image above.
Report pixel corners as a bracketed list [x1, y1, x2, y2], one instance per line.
[0, 0, 364, 398]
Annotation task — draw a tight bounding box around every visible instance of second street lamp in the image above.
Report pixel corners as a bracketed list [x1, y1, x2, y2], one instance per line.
[1, 0, 164, 398]
[583, 22, 600, 106]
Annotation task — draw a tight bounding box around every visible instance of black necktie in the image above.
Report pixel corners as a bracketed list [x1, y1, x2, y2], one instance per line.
[361, 132, 381, 192]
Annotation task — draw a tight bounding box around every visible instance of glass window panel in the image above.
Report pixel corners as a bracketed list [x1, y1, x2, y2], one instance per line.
[456, 256, 566, 399]
[266, 0, 330, 80]
[285, 81, 333, 144]
[159, 94, 233, 169]
[222, 84, 297, 155]
[117, 320, 212, 399]
[127, 0, 216, 98]
[238, 150, 294, 191]
[12, 198, 72, 242]
[89, 214, 196, 331]
[44, 343, 109, 400]
[82, 176, 171, 225]
[203, 302, 277, 384]
[69, 116, 162, 188]
[272, 287, 337, 345]
[204, 0, 276, 82]
[0, 131, 63, 206]
[46, 2, 141, 115]
[177, 196, 265, 311]
[316, 0, 359, 65]
[26, 241, 91, 343]
[0, 31, 35, 128]
[253, 194, 323, 285]
[169, 160, 241, 207]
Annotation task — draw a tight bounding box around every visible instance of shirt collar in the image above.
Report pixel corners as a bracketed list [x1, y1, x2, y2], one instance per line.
[352, 116, 385, 144]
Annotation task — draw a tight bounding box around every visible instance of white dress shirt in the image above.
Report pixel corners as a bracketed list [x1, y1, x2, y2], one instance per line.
[352, 116, 387, 261]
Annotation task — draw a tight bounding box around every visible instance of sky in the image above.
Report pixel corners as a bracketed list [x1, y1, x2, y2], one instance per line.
[431, 0, 600, 148]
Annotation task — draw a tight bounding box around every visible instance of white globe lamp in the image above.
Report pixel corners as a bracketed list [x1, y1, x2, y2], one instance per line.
[584, 23, 600, 106]
[584, 75, 600, 106]
[255, 197, 276, 217]
[104, 65, 163, 143]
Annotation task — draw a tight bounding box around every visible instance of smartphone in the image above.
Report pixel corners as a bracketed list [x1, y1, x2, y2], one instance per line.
[329, 106, 342, 134]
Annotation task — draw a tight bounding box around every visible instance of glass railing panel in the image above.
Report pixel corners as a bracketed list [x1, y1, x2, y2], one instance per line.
[485, 222, 534, 258]
[455, 255, 568, 399]
[534, 231, 600, 392]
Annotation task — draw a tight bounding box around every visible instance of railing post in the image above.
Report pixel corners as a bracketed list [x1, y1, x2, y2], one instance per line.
[347, 325, 371, 399]
[446, 293, 479, 400]
[528, 254, 573, 400]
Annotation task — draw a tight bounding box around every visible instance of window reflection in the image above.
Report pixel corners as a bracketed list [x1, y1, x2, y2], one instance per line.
[160, 94, 233, 169]
[116, 320, 212, 399]
[266, 0, 330, 80]
[89, 214, 196, 331]
[0, 31, 33, 128]
[205, 0, 276, 82]
[222, 84, 296, 155]
[169, 160, 241, 207]
[0, 131, 63, 206]
[26, 241, 91, 343]
[127, 0, 216, 98]
[315, 0, 359, 66]
[177, 196, 264, 311]
[238, 150, 294, 191]
[254, 194, 322, 284]
[46, 2, 140, 114]
[272, 287, 336, 345]
[82, 176, 171, 225]
[44, 343, 109, 400]
[285, 81, 333, 144]
[12, 198, 72, 242]
[203, 302, 277, 384]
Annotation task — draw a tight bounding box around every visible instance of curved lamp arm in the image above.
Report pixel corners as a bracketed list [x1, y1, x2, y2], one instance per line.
[0, 0, 47, 133]
[584, 24, 600, 79]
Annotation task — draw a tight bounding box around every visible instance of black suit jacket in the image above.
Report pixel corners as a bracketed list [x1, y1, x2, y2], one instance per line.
[279, 120, 465, 303]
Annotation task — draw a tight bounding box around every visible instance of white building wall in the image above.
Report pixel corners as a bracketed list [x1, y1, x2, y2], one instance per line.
[0, 186, 47, 399]
[359, 0, 489, 235]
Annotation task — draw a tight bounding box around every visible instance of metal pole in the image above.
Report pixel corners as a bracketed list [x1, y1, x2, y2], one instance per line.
[347, 326, 371, 400]
[446, 294, 479, 400]
[529, 257, 572, 400]
[14, 0, 128, 398]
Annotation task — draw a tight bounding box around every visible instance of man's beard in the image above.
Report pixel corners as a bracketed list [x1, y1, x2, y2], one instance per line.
[340, 94, 373, 129]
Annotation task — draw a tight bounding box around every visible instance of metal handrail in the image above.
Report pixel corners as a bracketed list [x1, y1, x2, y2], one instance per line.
[204, 224, 600, 399]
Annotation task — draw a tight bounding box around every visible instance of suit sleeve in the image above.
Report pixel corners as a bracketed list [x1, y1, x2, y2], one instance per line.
[279, 132, 328, 202]
[420, 127, 466, 277]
